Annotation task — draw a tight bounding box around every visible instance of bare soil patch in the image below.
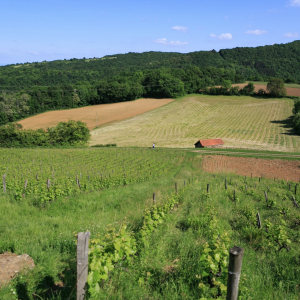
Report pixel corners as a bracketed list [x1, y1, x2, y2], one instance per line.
[0, 252, 35, 286]
[231, 83, 300, 97]
[202, 155, 300, 182]
[19, 98, 173, 130]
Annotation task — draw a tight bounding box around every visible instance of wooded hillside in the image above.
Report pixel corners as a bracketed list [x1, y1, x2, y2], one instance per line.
[0, 40, 299, 125]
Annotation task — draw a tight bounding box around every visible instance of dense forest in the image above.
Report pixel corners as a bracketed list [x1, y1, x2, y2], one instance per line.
[0, 40, 299, 125]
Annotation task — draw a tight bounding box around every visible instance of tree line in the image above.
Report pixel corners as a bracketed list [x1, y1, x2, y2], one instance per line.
[0, 66, 244, 125]
[0, 40, 299, 91]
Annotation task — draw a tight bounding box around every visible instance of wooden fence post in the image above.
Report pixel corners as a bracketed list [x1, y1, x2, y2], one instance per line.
[24, 180, 28, 190]
[77, 231, 90, 300]
[264, 191, 268, 204]
[256, 213, 261, 228]
[226, 246, 244, 300]
[153, 193, 156, 205]
[292, 196, 299, 208]
[47, 179, 50, 189]
[175, 183, 177, 195]
[207, 183, 210, 193]
[3, 174, 6, 193]
[225, 178, 227, 190]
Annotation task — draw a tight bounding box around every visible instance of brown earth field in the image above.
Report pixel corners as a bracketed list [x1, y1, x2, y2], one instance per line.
[231, 83, 300, 97]
[18, 98, 173, 130]
[202, 155, 300, 182]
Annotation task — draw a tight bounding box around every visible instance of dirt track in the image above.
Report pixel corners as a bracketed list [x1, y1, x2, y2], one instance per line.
[202, 155, 300, 182]
[18, 98, 173, 130]
[231, 83, 300, 97]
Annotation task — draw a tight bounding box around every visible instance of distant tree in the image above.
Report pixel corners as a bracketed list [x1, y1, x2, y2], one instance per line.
[48, 120, 90, 146]
[222, 80, 231, 90]
[267, 78, 286, 97]
[242, 82, 255, 95]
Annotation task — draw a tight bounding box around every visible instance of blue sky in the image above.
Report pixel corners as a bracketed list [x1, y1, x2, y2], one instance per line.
[0, 0, 299, 65]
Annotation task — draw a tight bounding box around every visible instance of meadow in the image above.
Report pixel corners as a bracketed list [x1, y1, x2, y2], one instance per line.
[0, 148, 300, 299]
[91, 95, 300, 152]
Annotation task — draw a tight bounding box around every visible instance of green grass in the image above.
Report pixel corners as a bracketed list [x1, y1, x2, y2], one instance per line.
[1, 149, 300, 299]
[92, 171, 300, 299]
[0, 149, 197, 300]
[91, 94, 300, 152]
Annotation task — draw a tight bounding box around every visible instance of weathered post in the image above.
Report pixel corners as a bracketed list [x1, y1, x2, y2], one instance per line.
[207, 183, 210, 193]
[47, 179, 51, 189]
[256, 213, 261, 228]
[226, 246, 244, 300]
[292, 196, 299, 208]
[77, 231, 90, 300]
[36, 174, 39, 181]
[3, 174, 6, 193]
[24, 180, 28, 190]
[225, 178, 227, 190]
[153, 193, 156, 205]
[264, 191, 268, 204]
[175, 182, 177, 195]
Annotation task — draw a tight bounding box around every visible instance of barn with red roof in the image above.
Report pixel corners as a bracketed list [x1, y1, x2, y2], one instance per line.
[194, 139, 224, 148]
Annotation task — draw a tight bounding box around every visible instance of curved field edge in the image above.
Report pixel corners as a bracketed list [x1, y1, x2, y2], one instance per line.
[91, 94, 300, 152]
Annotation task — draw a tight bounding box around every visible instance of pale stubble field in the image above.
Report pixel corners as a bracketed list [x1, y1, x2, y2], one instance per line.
[91, 95, 300, 152]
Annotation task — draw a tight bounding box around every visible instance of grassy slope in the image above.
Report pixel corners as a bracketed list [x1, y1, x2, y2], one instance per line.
[1, 150, 300, 299]
[98, 173, 300, 300]
[91, 94, 300, 152]
[0, 149, 194, 300]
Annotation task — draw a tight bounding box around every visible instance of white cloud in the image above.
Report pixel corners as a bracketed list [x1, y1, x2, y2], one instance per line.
[153, 38, 188, 46]
[284, 32, 299, 37]
[171, 26, 188, 32]
[289, 0, 300, 7]
[245, 29, 267, 35]
[210, 33, 233, 40]
[154, 38, 168, 44]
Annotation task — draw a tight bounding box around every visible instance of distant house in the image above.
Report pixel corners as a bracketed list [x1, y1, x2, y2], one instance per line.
[194, 139, 224, 148]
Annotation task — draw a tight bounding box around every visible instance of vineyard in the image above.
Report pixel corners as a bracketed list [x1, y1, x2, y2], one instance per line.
[91, 95, 300, 152]
[1, 148, 300, 299]
[0, 148, 180, 205]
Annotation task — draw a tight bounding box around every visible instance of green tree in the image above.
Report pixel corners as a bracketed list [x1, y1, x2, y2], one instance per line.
[48, 120, 90, 146]
[267, 78, 286, 97]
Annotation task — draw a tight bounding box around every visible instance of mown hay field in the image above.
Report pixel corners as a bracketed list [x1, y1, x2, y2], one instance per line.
[91, 95, 300, 152]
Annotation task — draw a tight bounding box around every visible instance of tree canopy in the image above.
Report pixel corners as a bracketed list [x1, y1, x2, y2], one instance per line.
[266, 78, 287, 97]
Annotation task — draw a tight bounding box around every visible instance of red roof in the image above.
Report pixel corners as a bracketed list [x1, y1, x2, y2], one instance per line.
[195, 139, 224, 146]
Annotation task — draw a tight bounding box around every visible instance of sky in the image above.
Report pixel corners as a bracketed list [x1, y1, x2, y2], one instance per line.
[0, 0, 299, 65]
